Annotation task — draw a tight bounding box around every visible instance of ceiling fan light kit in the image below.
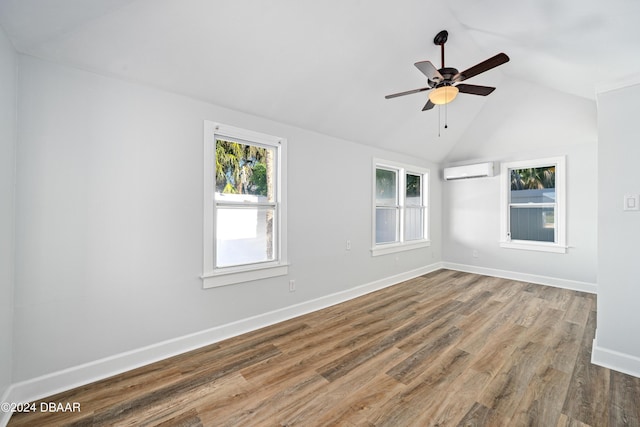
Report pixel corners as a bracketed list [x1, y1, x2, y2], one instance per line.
[429, 85, 459, 105]
[385, 30, 509, 113]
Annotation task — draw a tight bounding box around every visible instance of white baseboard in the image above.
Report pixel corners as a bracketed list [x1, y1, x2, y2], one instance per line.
[4, 262, 443, 414]
[442, 262, 597, 294]
[592, 335, 640, 378]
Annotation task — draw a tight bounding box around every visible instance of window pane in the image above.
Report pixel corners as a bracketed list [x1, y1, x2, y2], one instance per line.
[215, 139, 275, 201]
[406, 174, 421, 206]
[510, 206, 555, 242]
[376, 168, 397, 205]
[404, 207, 424, 241]
[216, 206, 275, 267]
[376, 207, 398, 244]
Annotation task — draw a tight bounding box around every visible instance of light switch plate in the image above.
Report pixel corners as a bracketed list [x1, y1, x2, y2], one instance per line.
[623, 194, 639, 211]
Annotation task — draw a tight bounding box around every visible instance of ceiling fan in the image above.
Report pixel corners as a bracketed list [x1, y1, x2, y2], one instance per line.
[385, 30, 509, 111]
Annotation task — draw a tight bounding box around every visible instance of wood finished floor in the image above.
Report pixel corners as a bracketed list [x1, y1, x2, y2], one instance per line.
[9, 270, 640, 426]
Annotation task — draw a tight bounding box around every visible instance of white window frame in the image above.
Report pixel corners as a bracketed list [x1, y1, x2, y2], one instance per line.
[500, 156, 566, 253]
[371, 159, 430, 256]
[202, 121, 288, 288]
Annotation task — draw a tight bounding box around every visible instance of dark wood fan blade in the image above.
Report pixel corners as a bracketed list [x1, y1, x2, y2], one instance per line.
[414, 61, 444, 83]
[454, 52, 509, 82]
[422, 99, 435, 111]
[456, 83, 496, 96]
[385, 87, 430, 99]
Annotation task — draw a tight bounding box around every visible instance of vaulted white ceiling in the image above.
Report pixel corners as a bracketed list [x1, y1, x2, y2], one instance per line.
[1, 0, 638, 163]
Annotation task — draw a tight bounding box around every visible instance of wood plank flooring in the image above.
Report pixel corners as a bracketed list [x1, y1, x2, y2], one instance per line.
[8, 270, 640, 426]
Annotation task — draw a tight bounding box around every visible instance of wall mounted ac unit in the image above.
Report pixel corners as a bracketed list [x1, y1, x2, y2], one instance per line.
[443, 162, 494, 180]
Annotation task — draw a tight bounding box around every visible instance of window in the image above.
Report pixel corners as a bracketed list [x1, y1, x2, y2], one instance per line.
[372, 159, 429, 256]
[203, 122, 288, 288]
[500, 156, 566, 253]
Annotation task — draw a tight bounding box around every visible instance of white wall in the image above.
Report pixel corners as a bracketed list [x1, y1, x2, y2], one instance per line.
[0, 26, 17, 400]
[592, 79, 640, 376]
[441, 77, 598, 288]
[12, 55, 441, 384]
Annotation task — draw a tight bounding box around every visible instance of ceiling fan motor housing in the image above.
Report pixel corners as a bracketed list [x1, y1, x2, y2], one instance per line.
[438, 67, 458, 80]
[429, 67, 458, 87]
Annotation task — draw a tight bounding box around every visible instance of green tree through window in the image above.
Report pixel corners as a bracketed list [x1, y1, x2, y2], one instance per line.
[510, 166, 555, 190]
[215, 139, 269, 196]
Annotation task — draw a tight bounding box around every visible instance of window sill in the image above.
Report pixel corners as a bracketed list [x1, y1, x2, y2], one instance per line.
[500, 241, 567, 254]
[371, 240, 431, 257]
[202, 262, 289, 289]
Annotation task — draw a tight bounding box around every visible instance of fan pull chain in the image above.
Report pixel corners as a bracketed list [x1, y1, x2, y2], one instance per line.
[437, 103, 450, 137]
[445, 101, 448, 129]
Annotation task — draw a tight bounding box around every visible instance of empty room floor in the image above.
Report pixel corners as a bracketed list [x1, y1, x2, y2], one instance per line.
[8, 270, 640, 426]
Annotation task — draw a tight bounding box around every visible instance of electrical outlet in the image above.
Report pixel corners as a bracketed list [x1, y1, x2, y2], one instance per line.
[472, 250, 479, 258]
[346, 240, 351, 251]
[624, 195, 639, 211]
[289, 280, 296, 292]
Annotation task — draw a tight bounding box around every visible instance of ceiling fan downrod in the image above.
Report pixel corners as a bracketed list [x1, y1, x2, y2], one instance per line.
[433, 30, 448, 69]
